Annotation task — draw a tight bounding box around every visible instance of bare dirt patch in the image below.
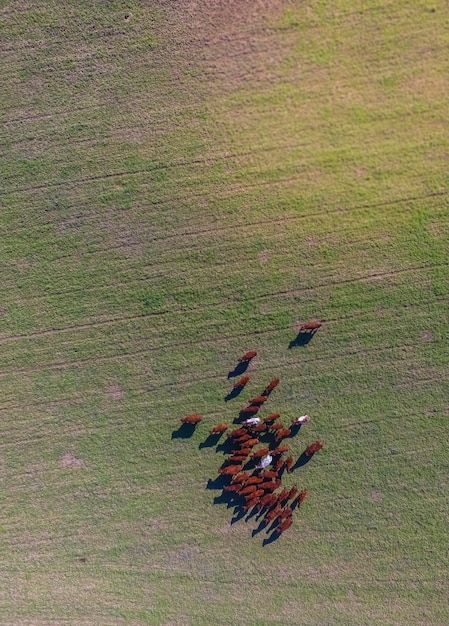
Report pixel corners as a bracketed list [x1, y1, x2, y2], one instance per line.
[107, 384, 124, 400]
[421, 329, 434, 342]
[60, 453, 84, 468]
[259, 249, 269, 263]
[370, 490, 383, 502]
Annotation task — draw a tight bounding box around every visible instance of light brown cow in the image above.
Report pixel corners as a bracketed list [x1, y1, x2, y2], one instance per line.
[209, 423, 229, 434]
[181, 414, 203, 424]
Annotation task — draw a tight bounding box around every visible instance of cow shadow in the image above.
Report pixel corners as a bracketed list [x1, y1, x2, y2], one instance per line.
[291, 451, 312, 471]
[251, 518, 268, 537]
[230, 506, 246, 524]
[171, 423, 197, 439]
[288, 330, 316, 349]
[199, 433, 223, 449]
[224, 386, 245, 402]
[289, 423, 304, 437]
[262, 530, 282, 546]
[227, 361, 250, 379]
[216, 438, 234, 454]
[206, 475, 229, 490]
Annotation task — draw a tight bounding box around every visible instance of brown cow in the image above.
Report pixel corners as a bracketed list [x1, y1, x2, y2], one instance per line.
[269, 423, 285, 431]
[181, 414, 203, 424]
[233, 375, 250, 388]
[244, 476, 263, 486]
[258, 469, 278, 480]
[305, 441, 323, 456]
[233, 434, 251, 444]
[277, 488, 291, 506]
[228, 428, 247, 438]
[264, 413, 280, 424]
[231, 473, 248, 484]
[285, 456, 294, 473]
[238, 350, 257, 362]
[271, 445, 289, 455]
[275, 428, 292, 441]
[232, 447, 252, 456]
[265, 505, 283, 522]
[218, 465, 242, 475]
[299, 320, 322, 333]
[259, 493, 277, 509]
[287, 486, 299, 501]
[299, 489, 308, 503]
[251, 447, 271, 459]
[278, 516, 294, 533]
[259, 479, 281, 492]
[239, 485, 258, 497]
[209, 423, 229, 434]
[229, 454, 248, 463]
[249, 396, 268, 405]
[243, 497, 260, 511]
[245, 439, 259, 448]
[263, 378, 280, 393]
[223, 484, 243, 493]
[240, 405, 259, 415]
[249, 424, 267, 434]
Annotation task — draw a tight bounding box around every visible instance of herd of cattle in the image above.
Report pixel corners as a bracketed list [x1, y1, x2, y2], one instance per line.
[179, 321, 324, 541]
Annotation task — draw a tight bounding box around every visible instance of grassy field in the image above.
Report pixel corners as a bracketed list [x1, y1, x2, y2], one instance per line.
[1, 1, 449, 624]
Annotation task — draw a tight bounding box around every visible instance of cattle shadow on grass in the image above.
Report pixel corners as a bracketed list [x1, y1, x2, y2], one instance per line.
[227, 361, 250, 379]
[199, 433, 223, 449]
[171, 423, 197, 439]
[224, 386, 245, 402]
[291, 451, 312, 471]
[262, 530, 282, 546]
[206, 475, 230, 490]
[288, 330, 316, 349]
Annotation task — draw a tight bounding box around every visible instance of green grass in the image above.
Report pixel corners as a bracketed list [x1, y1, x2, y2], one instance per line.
[1, 1, 449, 624]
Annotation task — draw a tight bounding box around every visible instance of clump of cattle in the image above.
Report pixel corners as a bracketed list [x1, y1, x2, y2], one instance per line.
[178, 329, 325, 542]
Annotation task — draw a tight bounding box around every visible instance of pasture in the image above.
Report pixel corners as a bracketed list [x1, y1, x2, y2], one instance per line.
[1, 1, 448, 624]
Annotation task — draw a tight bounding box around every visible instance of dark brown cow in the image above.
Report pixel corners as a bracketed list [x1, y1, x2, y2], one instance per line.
[305, 441, 323, 456]
[238, 350, 257, 362]
[233, 434, 252, 444]
[277, 488, 291, 506]
[243, 497, 260, 511]
[287, 486, 299, 501]
[233, 375, 250, 388]
[181, 414, 203, 424]
[299, 489, 308, 503]
[209, 423, 229, 434]
[232, 447, 252, 456]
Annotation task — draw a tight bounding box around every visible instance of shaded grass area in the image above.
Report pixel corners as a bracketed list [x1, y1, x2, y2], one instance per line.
[1, 0, 449, 624]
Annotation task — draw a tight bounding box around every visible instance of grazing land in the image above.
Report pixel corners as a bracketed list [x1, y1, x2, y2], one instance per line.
[1, 1, 448, 624]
